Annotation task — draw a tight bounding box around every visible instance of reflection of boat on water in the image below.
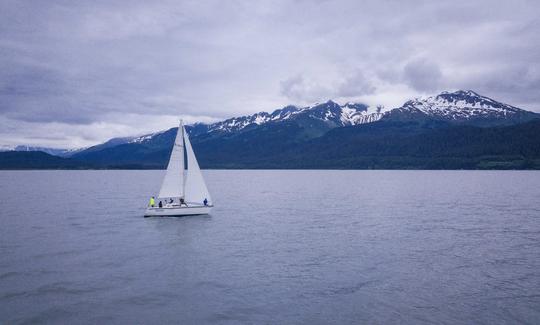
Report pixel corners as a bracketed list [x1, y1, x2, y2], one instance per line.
[144, 120, 212, 217]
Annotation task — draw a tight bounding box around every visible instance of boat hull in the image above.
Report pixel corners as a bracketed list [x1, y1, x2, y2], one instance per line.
[144, 205, 213, 217]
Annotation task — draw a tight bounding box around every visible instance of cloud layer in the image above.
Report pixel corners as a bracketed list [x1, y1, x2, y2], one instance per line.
[1, 0, 539, 147]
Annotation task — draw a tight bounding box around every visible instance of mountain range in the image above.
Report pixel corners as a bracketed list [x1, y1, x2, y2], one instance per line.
[2, 90, 540, 169]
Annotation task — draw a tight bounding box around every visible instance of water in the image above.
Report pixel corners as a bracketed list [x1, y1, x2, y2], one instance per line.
[1, 170, 539, 324]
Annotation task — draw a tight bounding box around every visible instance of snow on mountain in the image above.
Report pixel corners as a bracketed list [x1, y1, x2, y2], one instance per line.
[391, 90, 536, 123]
[201, 100, 381, 134]
[204, 105, 302, 133]
[128, 130, 167, 144]
[340, 103, 384, 125]
[71, 131, 165, 155]
[0, 145, 14, 152]
[12, 145, 73, 157]
[0, 145, 88, 157]
[60, 147, 88, 157]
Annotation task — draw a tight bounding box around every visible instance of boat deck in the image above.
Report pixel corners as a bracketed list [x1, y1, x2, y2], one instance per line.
[144, 204, 213, 217]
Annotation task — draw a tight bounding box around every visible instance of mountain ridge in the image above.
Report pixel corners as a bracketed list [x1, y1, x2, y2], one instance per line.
[188, 100, 380, 138]
[3, 119, 539, 169]
[386, 90, 538, 126]
[4, 90, 539, 170]
[80, 89, 540, 150]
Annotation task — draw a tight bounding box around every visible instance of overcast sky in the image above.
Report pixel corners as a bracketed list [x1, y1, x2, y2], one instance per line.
[1, 0, 539, 148]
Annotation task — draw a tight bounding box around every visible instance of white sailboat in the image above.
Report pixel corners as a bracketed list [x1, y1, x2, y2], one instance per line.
[144, 121, 213, 217]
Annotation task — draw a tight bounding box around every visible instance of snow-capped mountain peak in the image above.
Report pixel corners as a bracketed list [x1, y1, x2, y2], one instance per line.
[396, 90, 532, 123]
[435, 90, 521, 112]
[196, 100, 381, 135]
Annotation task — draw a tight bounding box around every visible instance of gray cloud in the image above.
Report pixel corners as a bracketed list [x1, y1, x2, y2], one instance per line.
[279, 75, 334, 103]
[280, 75, 307, 102]
[1, 0, 539, 147]
[280, 71, 376, 103]
[403, 59, 443, 92]
[337, 71, 377, 97]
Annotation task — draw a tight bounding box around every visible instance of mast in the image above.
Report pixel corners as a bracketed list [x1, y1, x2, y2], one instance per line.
[181, 119, 186, 199]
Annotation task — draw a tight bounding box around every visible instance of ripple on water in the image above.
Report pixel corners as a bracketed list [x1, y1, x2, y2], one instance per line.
[0, 170, 539, 324]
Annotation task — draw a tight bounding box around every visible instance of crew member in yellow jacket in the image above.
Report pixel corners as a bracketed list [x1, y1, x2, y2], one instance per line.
[149, 196, 155, 207]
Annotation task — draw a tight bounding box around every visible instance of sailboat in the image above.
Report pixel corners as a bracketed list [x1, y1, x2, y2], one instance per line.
[144, 121, 213, 217]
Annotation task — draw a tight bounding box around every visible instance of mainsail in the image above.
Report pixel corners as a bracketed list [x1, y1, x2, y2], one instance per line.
[157, 121, 211, 205]
[158, 123, 185, 198]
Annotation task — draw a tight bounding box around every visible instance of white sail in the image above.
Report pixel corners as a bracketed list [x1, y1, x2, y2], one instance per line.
[158, 123, 185, 198]
[183, 126, 212, 205]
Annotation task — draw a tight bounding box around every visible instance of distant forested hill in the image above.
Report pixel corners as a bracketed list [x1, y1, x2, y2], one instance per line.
[191, 119, 540, 169]
[0, 151, 91, 169]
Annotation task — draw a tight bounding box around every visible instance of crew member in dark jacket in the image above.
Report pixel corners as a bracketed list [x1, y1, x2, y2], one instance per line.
[180, 198, 188, 207]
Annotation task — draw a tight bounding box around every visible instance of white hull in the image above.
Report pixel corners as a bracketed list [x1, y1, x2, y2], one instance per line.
[144, 205, 213, 217]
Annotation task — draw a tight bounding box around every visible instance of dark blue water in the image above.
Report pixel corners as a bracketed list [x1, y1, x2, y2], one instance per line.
[1, 170, 539, 324]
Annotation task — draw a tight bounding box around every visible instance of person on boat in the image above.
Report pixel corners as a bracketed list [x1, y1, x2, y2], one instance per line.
[180, 197, 188, 207]
[169, 198, 173, 204]
[149, 196, 155, 207]
[203, 198, 208, 206]
[158, 201, 163, 208]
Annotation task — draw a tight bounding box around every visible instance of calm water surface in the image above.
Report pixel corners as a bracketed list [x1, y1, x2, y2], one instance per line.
[1, 170, 539, 324]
